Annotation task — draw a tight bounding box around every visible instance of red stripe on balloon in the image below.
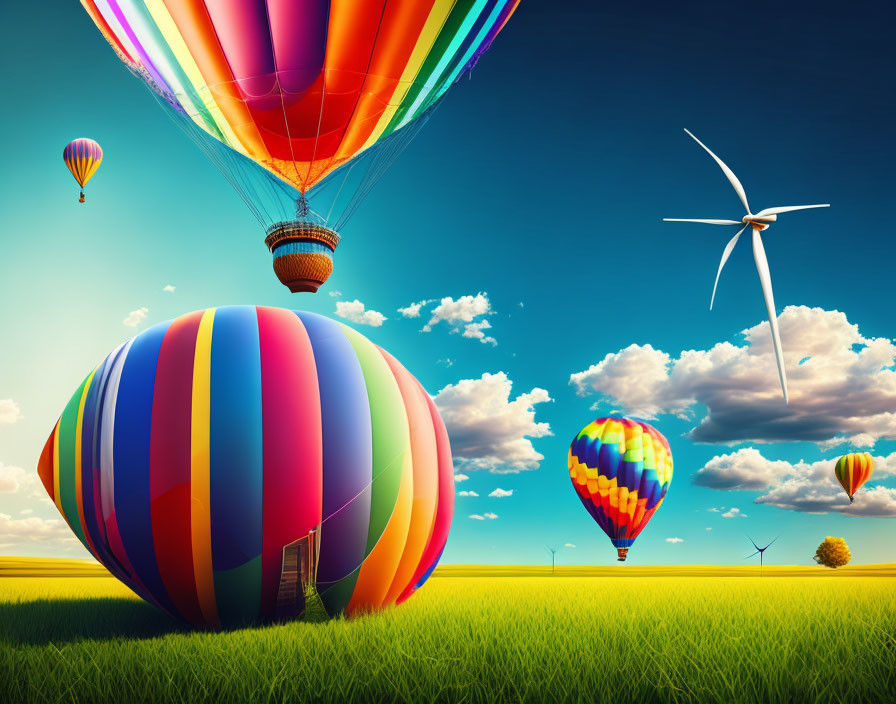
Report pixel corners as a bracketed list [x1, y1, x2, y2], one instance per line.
[37, 426, 56, 502]
[256, 307, 323, 619]
[149, 310, 204, 626]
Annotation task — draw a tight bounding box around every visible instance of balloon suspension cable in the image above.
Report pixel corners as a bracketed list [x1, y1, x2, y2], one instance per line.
[296, 194, 310, 220]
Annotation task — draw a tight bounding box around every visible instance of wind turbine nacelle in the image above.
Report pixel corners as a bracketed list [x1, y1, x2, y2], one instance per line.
[744, 214, 776, 228]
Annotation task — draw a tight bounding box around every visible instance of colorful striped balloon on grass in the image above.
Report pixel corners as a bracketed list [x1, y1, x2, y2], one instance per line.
[37, 307, 454, 627]
[568, 417, 673, 561]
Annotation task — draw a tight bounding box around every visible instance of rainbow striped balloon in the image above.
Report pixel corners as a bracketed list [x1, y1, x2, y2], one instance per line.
[63, 138, 103, 202]
[834, 452, 874, 503]
[568, 417, 673, 561]
[37, 307, 453, 627]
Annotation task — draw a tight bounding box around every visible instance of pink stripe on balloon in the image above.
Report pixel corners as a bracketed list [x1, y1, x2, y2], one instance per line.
[256, 306, 323, 619]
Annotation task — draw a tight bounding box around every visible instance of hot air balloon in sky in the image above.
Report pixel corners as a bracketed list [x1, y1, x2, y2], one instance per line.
[834, 452, 874, 504]
[37, 307, 454, 627]
[568, 417, 673, 561]
[79, 1, 519, 292]
[63, 138, 103, 203]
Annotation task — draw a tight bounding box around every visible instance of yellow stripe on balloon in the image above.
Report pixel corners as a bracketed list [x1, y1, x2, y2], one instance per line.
[191, 307, 220, 627]
[74, 369, 99, 557]
[52, 419, 65, 520]
[358, 0, 456, 153]
[143, 0, 250, 158]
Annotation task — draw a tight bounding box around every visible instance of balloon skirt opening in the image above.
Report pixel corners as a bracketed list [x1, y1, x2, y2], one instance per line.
[617, 547, 629, 561]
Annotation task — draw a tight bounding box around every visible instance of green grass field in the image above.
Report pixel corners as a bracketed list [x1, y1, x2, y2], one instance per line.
[2, 559, 894, 703]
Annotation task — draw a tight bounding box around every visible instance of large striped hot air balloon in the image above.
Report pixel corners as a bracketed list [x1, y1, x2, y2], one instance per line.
[63, 138, 103, 203]
[79, 1, 520, 292]
[568, 417, 673, 561]
[834, 452, 874, 504]
[37, 307, 453, 627]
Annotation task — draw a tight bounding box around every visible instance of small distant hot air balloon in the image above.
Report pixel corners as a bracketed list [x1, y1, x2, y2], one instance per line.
[36, 307, 454, 627]
[568, 417, 673, 561]
[63, 138, 103, 203]
[834, 452, 874, 503]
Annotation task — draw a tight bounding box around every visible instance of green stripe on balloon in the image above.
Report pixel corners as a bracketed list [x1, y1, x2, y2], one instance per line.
[57, 373, 91, 549]
[337, 324, 408, 559]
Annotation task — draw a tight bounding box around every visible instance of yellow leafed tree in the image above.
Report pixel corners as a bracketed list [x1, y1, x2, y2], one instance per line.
[814, 536, 851, 568]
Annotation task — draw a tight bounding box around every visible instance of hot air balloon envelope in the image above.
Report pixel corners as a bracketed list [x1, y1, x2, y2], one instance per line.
[834, 452, 874, 503]
[37, 307, 454, 627]
[63, 138, 102, 203]
[568, 417, 673, 561]
[79, 0, 519, 291]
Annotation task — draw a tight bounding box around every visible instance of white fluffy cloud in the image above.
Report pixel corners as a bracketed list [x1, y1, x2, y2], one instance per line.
[489, 488, 513, 498]
[123, 307, 148, 328]
[335, 300, 386, 327]
[665, 537, 684, 543]
[434, 372, 552, 473]
[469, 512, 498, 521]
[0, 513, 77, 551]
[570, 306, 896, 446]
[422, 293, 496, 344]
[462, 320, 497, 346]
[0, 463, 27, 493]
[397, 300, 430, 318]
[722, 507, 747, 518]
[0, 462, 43, 497]
[162, 284, 175, 293]
[458, 490, 479, 497]
[564, 543, 576, 548]
[694, 448, 794, 490]
[0, 399, 21, 424]
[329, 290, 342, 298]
[454, 473, 469, 483]
[697, 448, 896, 517]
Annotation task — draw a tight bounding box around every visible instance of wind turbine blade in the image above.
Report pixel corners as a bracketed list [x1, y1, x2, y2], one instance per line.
[747, 535, 762, 552]
[684, 129, 751, 214]
[710, 225, 748, 310]
[744, 551, 760, 560]
[762, 535, 781, 550]
[663, 218, 743, 225]
[751, 228, 789, 404]
[755, 204, 830, 217]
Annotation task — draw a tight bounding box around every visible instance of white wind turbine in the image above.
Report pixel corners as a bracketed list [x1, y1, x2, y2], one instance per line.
[664, 129, 829, 403]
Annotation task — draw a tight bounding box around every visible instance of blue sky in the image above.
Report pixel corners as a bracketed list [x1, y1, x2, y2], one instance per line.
[1, 2, 895, 566]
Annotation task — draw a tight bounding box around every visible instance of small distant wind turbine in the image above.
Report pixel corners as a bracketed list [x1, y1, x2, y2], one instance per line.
[745, 535, 779, 570]
[664, 129, 830, 404]
[546, 546, 558, 575]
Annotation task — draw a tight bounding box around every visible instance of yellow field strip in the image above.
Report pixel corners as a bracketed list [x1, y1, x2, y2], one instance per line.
[431, 564, 896, 578]
[0, 557, 110, 578]
[2, 557, 893, 580]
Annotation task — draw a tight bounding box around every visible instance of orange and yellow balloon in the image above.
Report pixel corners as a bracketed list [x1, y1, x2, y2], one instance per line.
[63, 138, 103, 203]
[834, 452, 874, 504]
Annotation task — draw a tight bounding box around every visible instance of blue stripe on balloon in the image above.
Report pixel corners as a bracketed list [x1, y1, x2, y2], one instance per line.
[296, 311, 372, 610]
[209, 305, 263, 571]
[113, 320, 178, 617]
[597, 442, 621, 480]
[79, 358, 111, 567]
[414, 545, 445, 591]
